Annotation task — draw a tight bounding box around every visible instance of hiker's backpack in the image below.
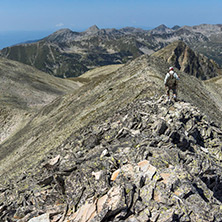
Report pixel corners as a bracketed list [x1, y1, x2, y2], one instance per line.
[165, 71, 177, 87]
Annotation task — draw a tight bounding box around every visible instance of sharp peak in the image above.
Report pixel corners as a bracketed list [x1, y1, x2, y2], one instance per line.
[150, 24, 173, 33]
[172, 25, 180, 30]
[155, 24, 169, 29]
[85, 25, 100, 33]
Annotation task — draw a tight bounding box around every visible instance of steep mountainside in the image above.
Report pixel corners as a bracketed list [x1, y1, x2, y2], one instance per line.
[0, 57, 79, 143]
[0, 27, 141, 78]
[1, 53, 222, 221]
[204, 75, 222, 112]
[150, 24, 222, 66]
[1, 24, 222, 78]
[151, 41, 219, 80]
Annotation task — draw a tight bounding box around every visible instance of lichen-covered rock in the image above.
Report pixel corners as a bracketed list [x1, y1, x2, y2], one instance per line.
[1, 97, 222, 221]
[28, 213, 50, 222]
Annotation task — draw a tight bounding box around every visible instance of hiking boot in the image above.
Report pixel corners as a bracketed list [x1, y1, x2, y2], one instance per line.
[173, 96, 177, 102]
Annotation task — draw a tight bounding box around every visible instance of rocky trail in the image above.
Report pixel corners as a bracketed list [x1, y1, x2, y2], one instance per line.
[1, 96, 222, 221]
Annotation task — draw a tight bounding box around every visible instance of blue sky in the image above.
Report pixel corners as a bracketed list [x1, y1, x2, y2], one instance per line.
[0, 0, 222, 31]
[0, 0, 222, 48]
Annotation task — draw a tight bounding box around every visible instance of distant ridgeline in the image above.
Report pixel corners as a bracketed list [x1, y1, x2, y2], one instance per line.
[0, 24, 222, 78]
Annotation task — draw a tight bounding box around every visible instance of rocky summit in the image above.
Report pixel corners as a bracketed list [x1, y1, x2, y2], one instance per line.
[1, 96, 222, 221]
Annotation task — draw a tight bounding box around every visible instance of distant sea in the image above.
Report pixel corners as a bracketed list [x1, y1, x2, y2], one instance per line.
[0, 30, 54, 49]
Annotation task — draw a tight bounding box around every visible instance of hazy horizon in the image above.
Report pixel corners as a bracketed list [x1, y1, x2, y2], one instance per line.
[1, 22, 221, 49]
[1, 0, 222, 49]
[0, 24, 161, 49]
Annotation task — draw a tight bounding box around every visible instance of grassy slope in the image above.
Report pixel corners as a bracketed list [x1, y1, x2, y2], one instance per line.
[204, 76, 222, 111]
[0, 57, 79, 144]
[0, 57, 80, 109]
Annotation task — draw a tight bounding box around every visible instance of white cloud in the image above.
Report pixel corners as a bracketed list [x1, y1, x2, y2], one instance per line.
[56, 23, 64, 27]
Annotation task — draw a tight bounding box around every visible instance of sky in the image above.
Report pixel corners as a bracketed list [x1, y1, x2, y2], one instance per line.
[0, 0, 222, 48]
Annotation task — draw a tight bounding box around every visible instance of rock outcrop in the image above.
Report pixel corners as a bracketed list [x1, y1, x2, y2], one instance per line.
[1, 96, 222, 221]
[151, 41, 219, 80]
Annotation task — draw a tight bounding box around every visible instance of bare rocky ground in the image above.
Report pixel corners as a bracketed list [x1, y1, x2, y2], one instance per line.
[1, 52, 222, 221]
[1, 96, 222, 221]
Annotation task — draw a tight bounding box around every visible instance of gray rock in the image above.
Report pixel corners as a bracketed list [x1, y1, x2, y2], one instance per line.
[153, 119, 168, 136]
[2, 96, 222, 222]
[28, 213, 50, 222]
[100, 148, 109, 158]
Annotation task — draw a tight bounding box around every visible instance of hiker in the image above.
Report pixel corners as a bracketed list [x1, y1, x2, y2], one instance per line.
[164, 67, 179, 102]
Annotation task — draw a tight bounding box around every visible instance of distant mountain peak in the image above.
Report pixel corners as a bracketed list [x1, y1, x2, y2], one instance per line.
[156, 24, 168, 29]
[53, 28, 73, 34]
[45, 28, 75, 39]
[44, 28, 78, 43]
[120, 27, 145, 33]
[150, 24, 173, 34]
[85, 25, 100, 33]
[172, 25, 180, 30]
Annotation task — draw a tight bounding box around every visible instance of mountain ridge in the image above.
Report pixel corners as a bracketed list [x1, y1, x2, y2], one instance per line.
[1, 42, 222, 221]
[1, 53, 222, 181]
[1, 80, 222, 221]
[152, 40, 220, 80]
[1, 23, 222, 78]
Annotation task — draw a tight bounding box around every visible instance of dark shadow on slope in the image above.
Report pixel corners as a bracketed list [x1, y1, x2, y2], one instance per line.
[189, 127, 205, 147]
[169, 131, 193, 152]
[193, 183, 209, 203]
[201, 175, 222, 203]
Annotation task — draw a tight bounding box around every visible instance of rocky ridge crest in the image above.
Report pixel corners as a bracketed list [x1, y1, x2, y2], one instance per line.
[1, 96, 222, 221]
[1, 50, 222, 221]
[1, 54, 222, 182]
